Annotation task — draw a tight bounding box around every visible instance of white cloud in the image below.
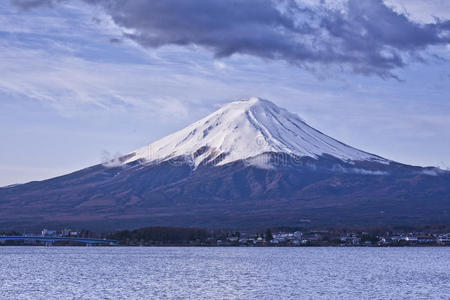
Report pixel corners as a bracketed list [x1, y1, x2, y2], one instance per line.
[0, 43, 216, 120]
[384, 0, 450, 23]
[213, 60, 227, 70]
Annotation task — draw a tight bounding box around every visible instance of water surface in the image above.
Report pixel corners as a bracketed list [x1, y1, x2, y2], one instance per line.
[0, 247, 449, 299]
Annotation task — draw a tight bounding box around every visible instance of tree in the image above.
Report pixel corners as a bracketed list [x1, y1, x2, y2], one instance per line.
[265, 229, 273, 241]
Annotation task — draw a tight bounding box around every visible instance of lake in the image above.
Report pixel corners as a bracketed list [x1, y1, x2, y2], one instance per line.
[0, 247, 449, 299]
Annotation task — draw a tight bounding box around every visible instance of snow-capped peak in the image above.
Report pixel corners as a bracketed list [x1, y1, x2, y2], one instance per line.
[123, 97, 387, 167]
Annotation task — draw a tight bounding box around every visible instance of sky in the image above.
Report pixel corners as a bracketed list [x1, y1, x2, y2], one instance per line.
[0, 0, 449, 186]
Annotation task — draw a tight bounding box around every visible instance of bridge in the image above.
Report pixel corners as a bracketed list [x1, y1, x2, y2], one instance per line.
[0, 236, 120, 246]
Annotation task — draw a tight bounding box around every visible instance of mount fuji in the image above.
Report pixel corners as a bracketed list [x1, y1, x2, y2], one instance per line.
[1, 97, 449, 230]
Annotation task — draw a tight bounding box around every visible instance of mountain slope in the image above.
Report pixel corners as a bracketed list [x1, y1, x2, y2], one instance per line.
[0, 97, 449, 230]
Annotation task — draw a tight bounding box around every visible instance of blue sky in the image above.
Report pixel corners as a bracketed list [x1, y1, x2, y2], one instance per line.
[1, 0, 450, 186]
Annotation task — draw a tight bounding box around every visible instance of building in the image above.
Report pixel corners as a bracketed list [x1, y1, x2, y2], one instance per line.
[41, 229, 57, 236]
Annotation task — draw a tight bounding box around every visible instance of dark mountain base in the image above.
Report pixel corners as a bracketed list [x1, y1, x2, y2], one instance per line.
[1, 154, 449, 231]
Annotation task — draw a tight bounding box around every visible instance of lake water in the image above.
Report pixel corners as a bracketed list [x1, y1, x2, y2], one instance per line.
[0, 247, 449, 299]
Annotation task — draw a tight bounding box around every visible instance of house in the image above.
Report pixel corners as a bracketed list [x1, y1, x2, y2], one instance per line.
[417, 236, 436, 244]
[438, 237, 450, 245]
[227, 237, 239, 242]
[293, 231, 302, 239]
[41, 229, 57, 236]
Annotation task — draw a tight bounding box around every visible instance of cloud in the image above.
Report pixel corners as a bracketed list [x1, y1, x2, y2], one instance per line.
[101, 150, 123, 167]
[332, 164, 389, 175]
[12, 0, 450, 78]
[420, 167, 448, 176]
[245, 154, 276, 170]
[213, 60, 227, 70]
[385, 0, 450, 23]
[12, 0, 61, 10]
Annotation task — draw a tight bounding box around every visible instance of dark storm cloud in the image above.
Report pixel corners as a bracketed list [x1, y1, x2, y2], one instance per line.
[12, 0, 450, 77]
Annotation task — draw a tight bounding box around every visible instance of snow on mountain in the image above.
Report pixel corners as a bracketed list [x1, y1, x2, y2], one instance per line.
[123, 97, 388, 167]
